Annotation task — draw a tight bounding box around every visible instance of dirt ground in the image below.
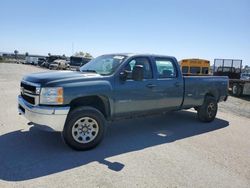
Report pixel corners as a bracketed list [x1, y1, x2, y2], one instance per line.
[219, 95, 250, 119]
[0, 63, 249, 188]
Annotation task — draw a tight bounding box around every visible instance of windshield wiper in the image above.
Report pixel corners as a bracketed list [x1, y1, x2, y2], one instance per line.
[81, 69, 97, 73]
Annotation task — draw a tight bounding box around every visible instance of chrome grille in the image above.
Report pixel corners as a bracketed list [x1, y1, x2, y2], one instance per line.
[20, 81, 40, 105]
[20, 82, 36, 93]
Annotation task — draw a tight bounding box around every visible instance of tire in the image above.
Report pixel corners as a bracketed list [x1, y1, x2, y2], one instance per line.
[232, 84, 242, 97]
[197, 96, 218, 122]
[62, 106, 106, 150]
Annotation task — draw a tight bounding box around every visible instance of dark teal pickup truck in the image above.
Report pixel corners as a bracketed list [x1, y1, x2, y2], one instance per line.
[18, 54, 228, 150]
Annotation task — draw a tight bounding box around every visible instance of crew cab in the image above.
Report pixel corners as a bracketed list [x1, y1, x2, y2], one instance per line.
[18, 54, 228, 150]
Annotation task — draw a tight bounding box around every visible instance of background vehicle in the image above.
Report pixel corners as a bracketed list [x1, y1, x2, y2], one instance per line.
[18, 54, 228, 150]
[241, 73, 250, 80]
[213, 59, 242, 79]
[179, 59, 210, 76]
[25, 56, 38, 65]
[70, 56, 92, 71]
[38, 57, 46, 67]
[44, 55, 67, 68]
[213, 59, 250, 96]
[49, 59, 70, 70]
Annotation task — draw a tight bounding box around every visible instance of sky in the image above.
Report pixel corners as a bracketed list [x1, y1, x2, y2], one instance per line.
[0, 0, 250, 65]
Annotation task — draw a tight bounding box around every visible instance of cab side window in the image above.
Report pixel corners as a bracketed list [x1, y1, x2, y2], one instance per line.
[155, 58, 177, 78]
[124, 57, 153, 79]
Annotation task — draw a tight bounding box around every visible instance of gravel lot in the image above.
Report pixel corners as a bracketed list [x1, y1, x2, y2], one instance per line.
[0, 63, 250, 188]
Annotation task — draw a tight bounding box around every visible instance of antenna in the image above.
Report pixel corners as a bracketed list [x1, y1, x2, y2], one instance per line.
[72, 42, 74, 55]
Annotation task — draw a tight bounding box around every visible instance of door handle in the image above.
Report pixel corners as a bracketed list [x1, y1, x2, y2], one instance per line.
[146, 84, 157, 88]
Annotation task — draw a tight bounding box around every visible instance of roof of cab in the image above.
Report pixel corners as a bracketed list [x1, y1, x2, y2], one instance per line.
[102, 53, 176, 59]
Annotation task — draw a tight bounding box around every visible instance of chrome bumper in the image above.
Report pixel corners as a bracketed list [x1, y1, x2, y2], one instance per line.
[18, 95, 70, 131]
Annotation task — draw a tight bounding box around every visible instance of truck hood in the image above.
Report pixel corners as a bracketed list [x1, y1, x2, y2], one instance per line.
[23, 71, 102, 86]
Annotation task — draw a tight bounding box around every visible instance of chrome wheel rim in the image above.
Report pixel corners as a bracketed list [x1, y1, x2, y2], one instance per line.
[207, 103, 216, 118]
[72, 117, 99, 144]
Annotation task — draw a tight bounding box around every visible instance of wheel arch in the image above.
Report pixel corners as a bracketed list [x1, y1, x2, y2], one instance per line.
[69, 95, 111, 120]
[204, 90, 219, 102]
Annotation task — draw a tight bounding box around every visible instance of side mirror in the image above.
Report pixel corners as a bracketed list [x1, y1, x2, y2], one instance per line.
[132, 65, 144, 81]
[119, 71, 128, 81]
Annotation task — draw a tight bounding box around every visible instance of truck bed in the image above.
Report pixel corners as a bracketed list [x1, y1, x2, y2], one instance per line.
[182, 76, 228, 108]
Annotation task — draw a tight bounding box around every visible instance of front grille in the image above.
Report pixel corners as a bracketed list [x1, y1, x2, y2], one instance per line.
[21, 93, 35, 105]
[21, 82, 36, 93]
[20, 81, 40, 105]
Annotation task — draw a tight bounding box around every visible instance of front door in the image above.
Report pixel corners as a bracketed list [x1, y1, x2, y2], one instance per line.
[114, 57, 158, 116]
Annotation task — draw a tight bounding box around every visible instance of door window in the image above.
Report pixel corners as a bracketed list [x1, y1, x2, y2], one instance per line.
[155, 58, 177, 78]
[124, 57, 153, 79]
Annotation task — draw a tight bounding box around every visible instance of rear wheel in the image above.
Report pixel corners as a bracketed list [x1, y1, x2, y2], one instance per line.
[62, 106, 106, 150]
[232, 84, 242, 97]
[197, 96, 218, 122]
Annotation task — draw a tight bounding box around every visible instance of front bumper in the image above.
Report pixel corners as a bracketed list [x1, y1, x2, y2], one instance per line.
[49, 65, 58, 69]
[18, 95, 70, 131]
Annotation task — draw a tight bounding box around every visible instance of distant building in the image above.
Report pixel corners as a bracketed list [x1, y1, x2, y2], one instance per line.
[0, 52, 46, 60]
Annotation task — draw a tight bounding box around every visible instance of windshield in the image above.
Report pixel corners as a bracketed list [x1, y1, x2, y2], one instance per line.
[80, 55, 126, 75]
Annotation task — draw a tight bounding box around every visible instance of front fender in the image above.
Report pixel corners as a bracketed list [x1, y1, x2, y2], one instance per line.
[63, 80, 113, 104]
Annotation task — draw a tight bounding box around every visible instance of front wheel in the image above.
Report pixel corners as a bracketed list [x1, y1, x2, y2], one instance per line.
[197, 96, 218, 122]
[62, 107, 106, 150]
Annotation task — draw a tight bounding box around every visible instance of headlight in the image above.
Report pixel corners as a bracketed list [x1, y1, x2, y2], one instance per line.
[40, 87, 64, 104]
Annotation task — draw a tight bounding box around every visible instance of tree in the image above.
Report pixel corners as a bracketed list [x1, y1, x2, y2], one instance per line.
[74, 52, 93, 59]
[244, 65, 250, 73]
[14, 50, 19, 59]
[25, 52, 29, 56]
[48, 53, 51, 57]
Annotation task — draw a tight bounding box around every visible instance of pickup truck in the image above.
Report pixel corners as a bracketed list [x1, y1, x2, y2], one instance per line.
[18, 54, 228, 150]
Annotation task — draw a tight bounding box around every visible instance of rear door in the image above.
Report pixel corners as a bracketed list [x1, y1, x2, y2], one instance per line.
[152, 57, 184, 110]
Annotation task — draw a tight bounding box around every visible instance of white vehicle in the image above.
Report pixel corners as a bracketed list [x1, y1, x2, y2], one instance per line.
[241, 73, 250, 81]
[49, 59, 70, 70]
[25, 56, 38, 65]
